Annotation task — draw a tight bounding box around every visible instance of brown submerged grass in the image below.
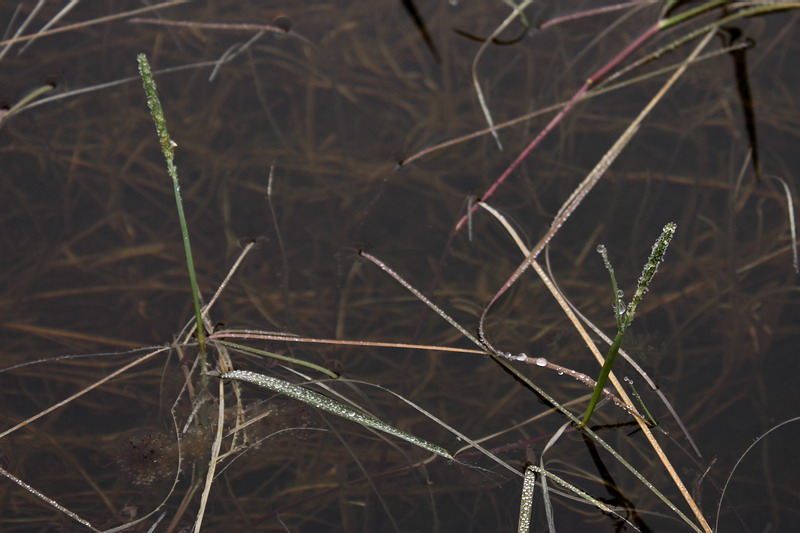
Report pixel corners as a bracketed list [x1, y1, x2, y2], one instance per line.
[1, 1, 800, 531]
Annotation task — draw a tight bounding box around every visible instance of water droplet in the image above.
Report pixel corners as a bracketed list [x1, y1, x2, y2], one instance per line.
[535, 358, 548, 367]
[596, 244, 606, 254]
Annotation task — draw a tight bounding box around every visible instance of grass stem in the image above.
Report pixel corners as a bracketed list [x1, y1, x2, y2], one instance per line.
[137, 54, 208, 383]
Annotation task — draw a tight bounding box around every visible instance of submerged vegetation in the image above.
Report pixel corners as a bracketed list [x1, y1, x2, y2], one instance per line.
[1, 1, 799, 531]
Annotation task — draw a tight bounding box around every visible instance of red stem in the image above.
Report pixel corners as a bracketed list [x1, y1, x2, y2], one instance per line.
[454, 22, 660, 234]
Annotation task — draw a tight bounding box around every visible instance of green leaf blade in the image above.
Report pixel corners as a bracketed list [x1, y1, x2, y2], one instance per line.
[221, 370, 453, 460]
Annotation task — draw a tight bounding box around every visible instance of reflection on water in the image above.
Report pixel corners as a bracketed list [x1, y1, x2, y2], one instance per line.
[1, 1, 799, 531]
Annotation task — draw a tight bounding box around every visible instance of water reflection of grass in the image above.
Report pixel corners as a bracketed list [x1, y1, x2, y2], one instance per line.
[1, 1, 800, 531]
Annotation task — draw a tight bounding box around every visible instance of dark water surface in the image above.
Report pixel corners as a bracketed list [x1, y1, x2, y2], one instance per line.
[1, 1, 799, 531]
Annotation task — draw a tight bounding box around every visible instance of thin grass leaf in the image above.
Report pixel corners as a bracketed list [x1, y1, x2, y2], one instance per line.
[359, 250, 485, 349]
[216, 340, 339, 379]
[0, 83, 54, 124]
[469, 0, 536, 150]
[714, 415, 800, 531]
[340, 378, 521, 478]
[658, 0, 730, 29]
[220, 370, 453, 460]
[193, 378, 225, 533]
[540, 421, 571, 532]
[0, 347, 167, 440]
[768, 176, 799, 274]
[0, 466, 99, 532]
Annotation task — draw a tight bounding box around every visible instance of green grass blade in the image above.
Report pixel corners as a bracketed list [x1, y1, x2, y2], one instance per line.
[221, 370, 453, 460]
[4, 83, 55, 118]
[659, 0, 730, 29]
[216, 340, 339, 379]
[581, 330, 625, 427]
[137, 54, 207, 374]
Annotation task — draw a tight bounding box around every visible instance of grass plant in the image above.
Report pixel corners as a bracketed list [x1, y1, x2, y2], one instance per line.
[137, 54, 207, 372]
[1, 2, 799, 531]
[582, 221, 676, 427]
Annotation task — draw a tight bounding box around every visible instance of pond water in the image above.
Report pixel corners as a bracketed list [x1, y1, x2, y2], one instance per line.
[1, 1, 799, 531]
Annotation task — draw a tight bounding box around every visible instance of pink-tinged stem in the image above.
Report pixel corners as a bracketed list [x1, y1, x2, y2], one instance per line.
[454, 22, 660, 234]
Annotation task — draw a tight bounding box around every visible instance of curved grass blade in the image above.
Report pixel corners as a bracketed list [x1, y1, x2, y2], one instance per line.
[220, 370, 453, 460]
[767, 176, 799, 274]
[0, 83, 54, 127]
